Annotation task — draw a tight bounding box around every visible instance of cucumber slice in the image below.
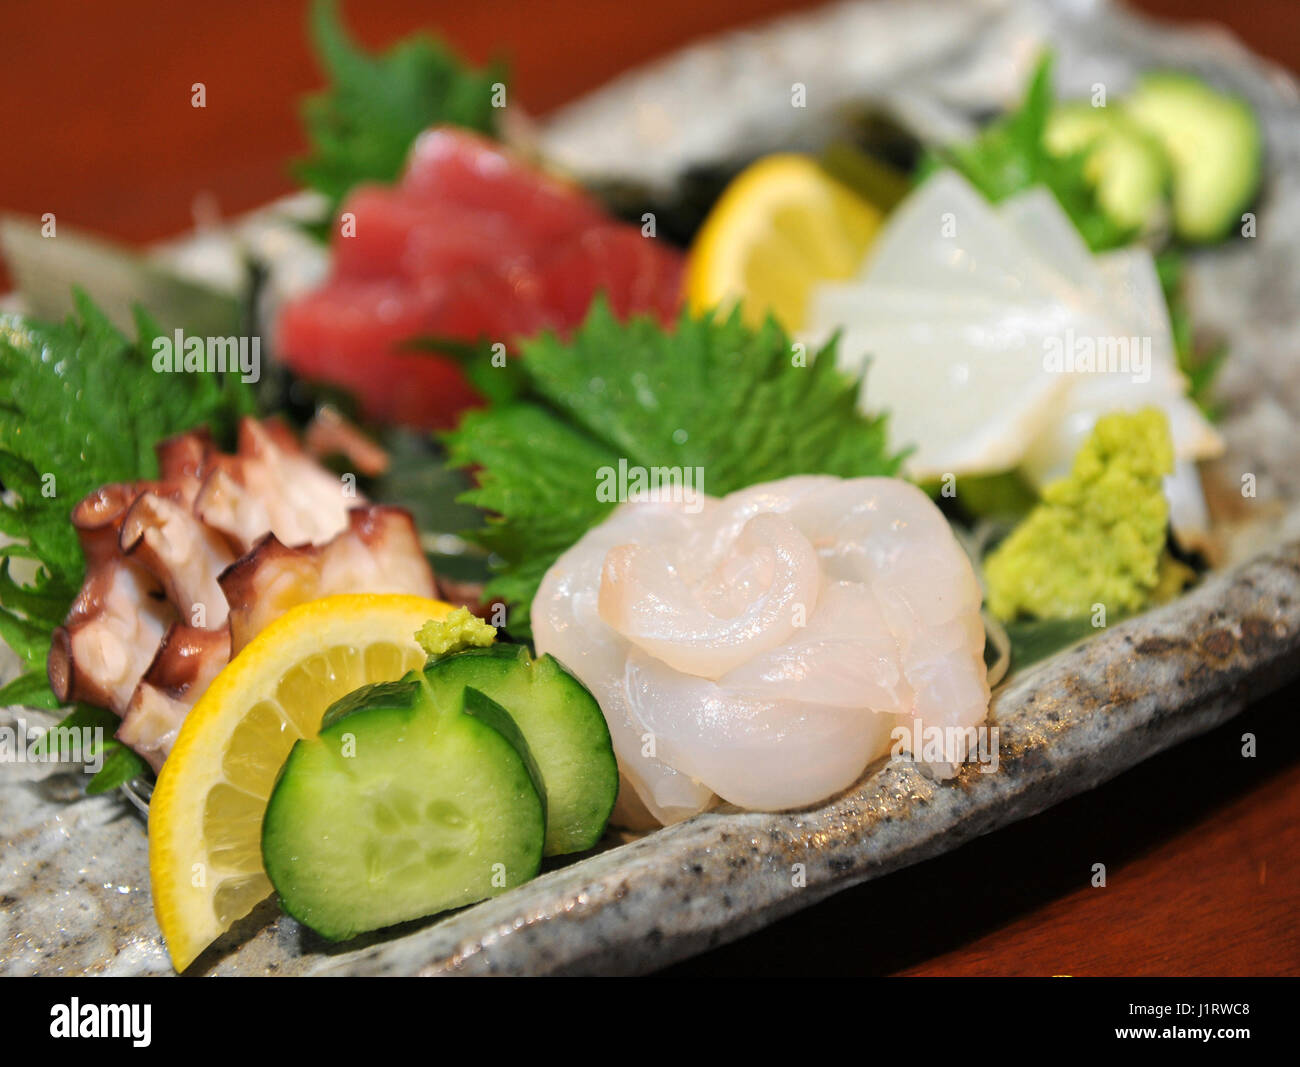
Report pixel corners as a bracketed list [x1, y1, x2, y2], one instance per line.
[422, 644, 619, 856]
[262, 674, 545, 941]
[1044, 102, 1170, 233]
[1124, 72, 1262, 243]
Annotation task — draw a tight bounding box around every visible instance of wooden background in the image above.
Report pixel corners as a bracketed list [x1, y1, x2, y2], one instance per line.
[2, 0, 1297, 976]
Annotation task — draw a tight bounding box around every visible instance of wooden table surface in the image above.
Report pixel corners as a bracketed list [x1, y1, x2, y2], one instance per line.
[2, 0, 1297, 977]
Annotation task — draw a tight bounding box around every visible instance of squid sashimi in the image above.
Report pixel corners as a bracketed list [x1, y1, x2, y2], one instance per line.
[532, 475, 990, 826]
[804, 171, 1223, 492]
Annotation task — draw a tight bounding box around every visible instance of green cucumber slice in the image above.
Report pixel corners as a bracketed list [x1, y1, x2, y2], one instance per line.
[422, 644, 619, 856]
[262, 673, 545, 941]
[1124, 72, 1262, 243]
[1044, 102, 1171, 233]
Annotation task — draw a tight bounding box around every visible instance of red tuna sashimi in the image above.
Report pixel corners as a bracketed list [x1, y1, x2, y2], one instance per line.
[538, 224, 684, 328]
[334, 185, 536, 281]
[275, 279, 484, 429]
[277, 128, 685, 429]
[402, 128, 607, 245]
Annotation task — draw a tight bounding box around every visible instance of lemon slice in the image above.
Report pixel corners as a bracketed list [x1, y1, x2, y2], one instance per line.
[149, 593, 452, 971]
[686, 154, 884, 331]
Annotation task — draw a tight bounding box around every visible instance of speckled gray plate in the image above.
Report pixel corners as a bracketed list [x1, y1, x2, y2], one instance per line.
[4, 0, 1300, 976]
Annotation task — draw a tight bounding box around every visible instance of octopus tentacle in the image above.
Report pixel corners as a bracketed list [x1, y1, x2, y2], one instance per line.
[47, 418, 435, 770]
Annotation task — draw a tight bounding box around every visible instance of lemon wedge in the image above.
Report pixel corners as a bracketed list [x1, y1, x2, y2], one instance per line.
[686, 154, 884, 331]
[149, 593, 452, 971]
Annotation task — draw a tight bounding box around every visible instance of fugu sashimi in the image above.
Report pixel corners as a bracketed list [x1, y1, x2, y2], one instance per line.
[532, 475, 990, 825]
[532, 499, 716, 825]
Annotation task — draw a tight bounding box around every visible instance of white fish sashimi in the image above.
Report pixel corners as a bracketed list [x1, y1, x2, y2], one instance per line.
[721, 580, 905, 708]
[785, 478, 989, 739]
[623, 648, 895, 812]
[529, 499, 716, 824]
[598, 512, 820, 679]
[532, 475, 991, 825]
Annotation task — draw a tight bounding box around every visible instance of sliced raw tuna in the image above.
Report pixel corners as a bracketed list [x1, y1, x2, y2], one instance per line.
[277, 128, 681, 429]
[275, 279, 482, 429]
[538, 224, 684, 327]
[401, 129, 607, 245]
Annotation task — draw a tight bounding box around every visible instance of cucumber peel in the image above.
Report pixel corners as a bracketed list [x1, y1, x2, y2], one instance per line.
[1124, 72, 1262, 243]
[262, 671, 545, 941]
[261, 643, 618, 940]
[1044, 102, 1171, 233]
[461, 685, 548, 826]
[421, 643, 619, 856]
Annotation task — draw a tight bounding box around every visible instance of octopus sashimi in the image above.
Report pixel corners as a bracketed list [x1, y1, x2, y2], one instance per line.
[532, 475, 990, 825]
[49, 418, 437, 772]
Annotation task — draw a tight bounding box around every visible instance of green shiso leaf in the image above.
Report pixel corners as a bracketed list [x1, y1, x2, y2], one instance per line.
[924, 53, 1136, 253]
[295, 0, 505, 224]
[444, 299, 903, 636]
[0, 290, 253, 730]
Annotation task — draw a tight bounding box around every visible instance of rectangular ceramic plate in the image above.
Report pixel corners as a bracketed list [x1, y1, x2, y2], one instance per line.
[3, 0, 1300, 975]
